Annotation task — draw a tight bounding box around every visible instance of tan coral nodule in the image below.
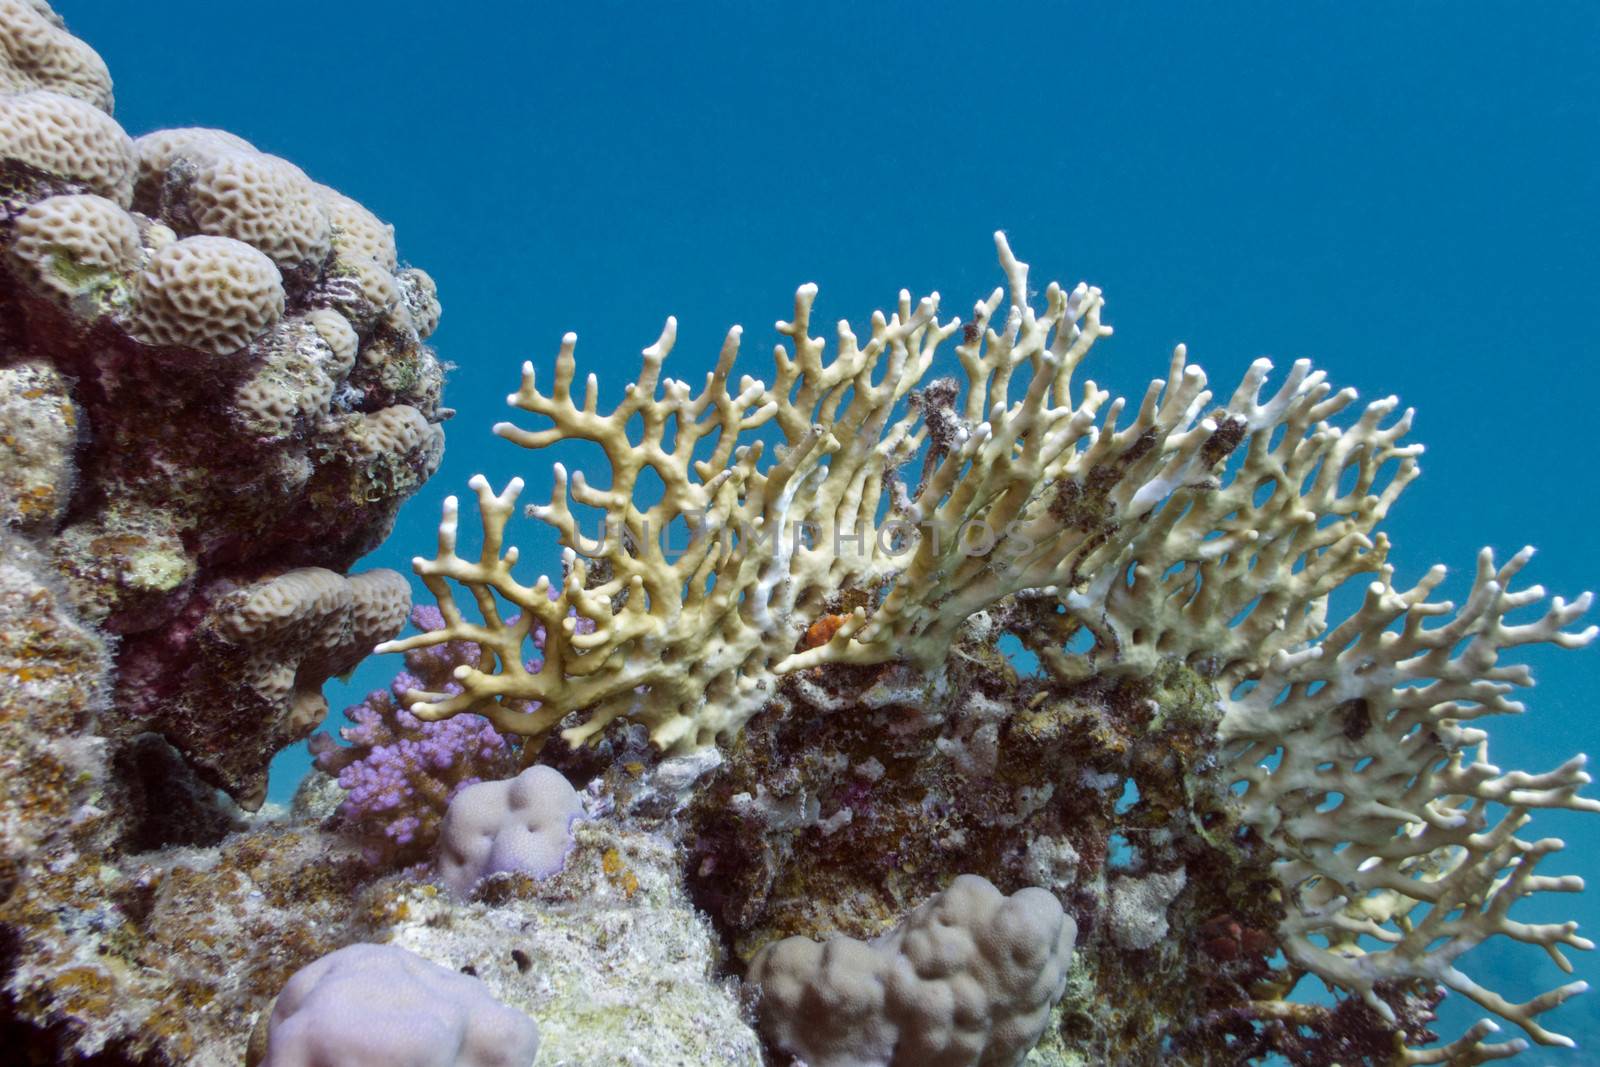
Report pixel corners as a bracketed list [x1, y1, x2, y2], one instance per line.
[0, 88, 134, 204]
[396, 266, 441, 339]
[130, 125, 255, 195]
[305, 307, 360, 380]
[188, 151, 332, 271]
[0, 0, 114, 112]
[10, 192, 140, 297]
[129, 234, 285, 356]
[351, 404, 440, 461]
[316, 184, 398, 271]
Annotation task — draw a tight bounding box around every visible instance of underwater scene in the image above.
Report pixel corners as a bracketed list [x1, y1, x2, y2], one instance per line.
[1, 1, 1595, 1063]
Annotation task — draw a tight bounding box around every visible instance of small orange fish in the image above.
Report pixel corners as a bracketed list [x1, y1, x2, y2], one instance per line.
[801, 613, 849, 649]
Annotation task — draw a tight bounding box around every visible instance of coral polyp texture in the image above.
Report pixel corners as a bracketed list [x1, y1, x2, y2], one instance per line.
[0, 1, 447, 812]
[310, 608, 523, 866]
[395, 232, 1597, 1061]
[0, 4, 457, 1062]
[748, 873, 1076, 1067]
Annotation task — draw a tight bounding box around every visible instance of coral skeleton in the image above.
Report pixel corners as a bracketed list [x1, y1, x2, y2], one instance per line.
[392, 234, 1598, 1058]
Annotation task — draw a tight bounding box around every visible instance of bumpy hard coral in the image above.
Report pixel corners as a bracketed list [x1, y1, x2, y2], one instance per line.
[0, 87, 132, 202]
[251, 943, 541, 1067]
[114, 566, 411, 809]
[0, 0, 112, 109]
[130, 233, 286, 354]
[397, 234, 1596, 1059]
[10, 191, 140, 294]
[749, 873, 1076, 1067]
[0, 0, 448, 811]
[319, 708, 512, 863]
[436, 763, 586, 900]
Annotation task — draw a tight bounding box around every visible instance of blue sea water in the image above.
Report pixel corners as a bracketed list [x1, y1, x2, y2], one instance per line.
[61, 0, 1599, 1056]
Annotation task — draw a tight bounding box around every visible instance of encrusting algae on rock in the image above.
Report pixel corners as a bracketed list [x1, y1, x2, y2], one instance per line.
[0, 3, 1596, 1066]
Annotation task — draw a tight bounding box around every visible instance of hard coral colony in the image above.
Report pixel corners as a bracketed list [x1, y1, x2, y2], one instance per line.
[0, 3, 1592, 1067]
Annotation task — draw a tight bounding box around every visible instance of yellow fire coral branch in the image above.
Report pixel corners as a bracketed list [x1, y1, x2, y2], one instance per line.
[381, 232, 1441, 756]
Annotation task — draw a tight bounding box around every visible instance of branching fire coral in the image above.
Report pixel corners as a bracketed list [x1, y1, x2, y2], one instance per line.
[388, 234, 1596, 1058]
[1220, 548, 1597, 1060]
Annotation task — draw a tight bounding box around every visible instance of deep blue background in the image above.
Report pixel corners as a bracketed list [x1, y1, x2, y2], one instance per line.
[59, 1, 1599, 1055]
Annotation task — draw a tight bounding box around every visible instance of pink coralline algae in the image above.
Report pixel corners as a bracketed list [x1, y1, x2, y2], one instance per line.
[310, 605, 542, 865]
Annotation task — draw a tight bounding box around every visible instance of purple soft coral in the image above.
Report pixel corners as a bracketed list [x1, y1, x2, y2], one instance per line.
[310, 605, 545, 866]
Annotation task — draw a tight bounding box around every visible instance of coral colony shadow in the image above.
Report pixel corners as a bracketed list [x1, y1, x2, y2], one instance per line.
[1, 3, 1596, 1065]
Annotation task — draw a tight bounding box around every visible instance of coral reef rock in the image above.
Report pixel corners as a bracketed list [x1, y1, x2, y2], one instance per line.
[0, 2, 447, 813]
[0, 3, 451, 1061]
[386, 818, 765, 1066]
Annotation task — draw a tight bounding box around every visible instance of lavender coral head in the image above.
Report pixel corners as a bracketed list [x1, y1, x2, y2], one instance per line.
[436, 764, 586, 900]
[253, 943, 540, 1067]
